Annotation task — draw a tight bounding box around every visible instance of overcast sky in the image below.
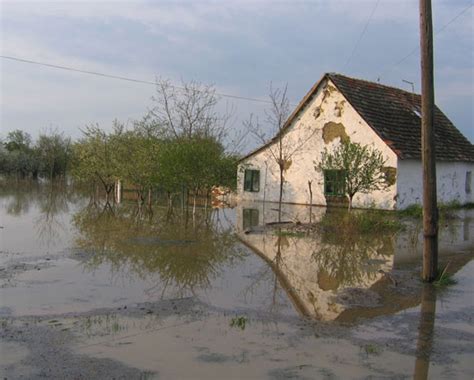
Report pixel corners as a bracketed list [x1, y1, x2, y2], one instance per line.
[1, 0, 473, 153]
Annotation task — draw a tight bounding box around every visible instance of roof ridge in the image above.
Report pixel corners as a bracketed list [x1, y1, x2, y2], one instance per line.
[327, 72, 421, 98]
[239, 72, 473, 163]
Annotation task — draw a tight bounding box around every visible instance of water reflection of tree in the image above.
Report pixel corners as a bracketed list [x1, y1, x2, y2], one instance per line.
[34, 182, 74, 246]
[241, 234, 295, 315]
[1, 180, 83, 246]
[73, 203, 245, 298]
[312, 230, 395, 290]
[0, 180, 38, 215]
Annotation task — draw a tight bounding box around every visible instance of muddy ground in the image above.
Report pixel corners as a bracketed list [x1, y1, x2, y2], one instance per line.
[1, 256, 474, 379]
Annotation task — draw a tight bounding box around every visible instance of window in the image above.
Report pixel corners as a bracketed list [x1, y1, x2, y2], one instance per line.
[324, 170, 346, 196]
[466, 171, 472, 194]
[243, 208, 259, 230]
[381, 166, 397, 186]
[244, 169, 260, 192]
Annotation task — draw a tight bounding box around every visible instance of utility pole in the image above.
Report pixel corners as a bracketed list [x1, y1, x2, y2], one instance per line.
[419, 0, 438, 281]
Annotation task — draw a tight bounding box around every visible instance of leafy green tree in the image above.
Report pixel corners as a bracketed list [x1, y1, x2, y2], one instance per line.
[36, 130, 72, 179]
[4, 130, 32, 152]
[1, 130, 38, 179]
[158, 137, 237, 209]
[114, 129, 161, 205]
[317, 140, 389, 211]
[213, 153, 239, 191]
[71, 123, 121, 201]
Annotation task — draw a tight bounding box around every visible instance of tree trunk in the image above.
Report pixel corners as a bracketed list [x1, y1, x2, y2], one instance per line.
[147, 187, 152, 208]
[348, 195, 353, 212]
[263, 162, 268, 225]
[192, 188, 197, 220]
[95, 184, 100, 205]
[278, 166, 284, 223]
[105, 184, 113, 204]
[308, 180, 313, 223]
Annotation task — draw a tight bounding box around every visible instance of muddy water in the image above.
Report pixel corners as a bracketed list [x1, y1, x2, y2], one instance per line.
[1, 184, 473, 379]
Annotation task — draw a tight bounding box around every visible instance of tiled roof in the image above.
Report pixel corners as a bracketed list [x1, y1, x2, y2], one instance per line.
[327, 73, 474, 161]
[239, 73, 474, 163]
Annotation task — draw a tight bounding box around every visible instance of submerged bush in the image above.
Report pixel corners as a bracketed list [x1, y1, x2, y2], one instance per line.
[398, 204, 423, 218]
[398, 200, 473, 219]
[230, 316, 248, 330]
[319, 209, 403, 235]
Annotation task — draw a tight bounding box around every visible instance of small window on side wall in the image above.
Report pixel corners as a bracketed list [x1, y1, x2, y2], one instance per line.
[324, 170, 345, 196]
[244, 169, 260, 192]
[466, 171, 472, 194]
[243, 208, 259, 230]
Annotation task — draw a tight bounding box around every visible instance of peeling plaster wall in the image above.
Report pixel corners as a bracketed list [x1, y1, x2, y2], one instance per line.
[237, 79, 398, 210]
[397, 160, 474, 208]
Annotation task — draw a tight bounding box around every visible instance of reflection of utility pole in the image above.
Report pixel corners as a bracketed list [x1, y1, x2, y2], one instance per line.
[420, 0, 438, 281]
[413, 285, 436, 379]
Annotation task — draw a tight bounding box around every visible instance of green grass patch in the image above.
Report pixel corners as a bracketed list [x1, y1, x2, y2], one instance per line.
[398, 201, 473, 219]
[273, 230, 306, 238]
[320, 210, 403, 235]
[230, 316, 248, 330]
[433, 263, 457, 288]
[363, 343, 381, 356]
[397, 204, 423, 218]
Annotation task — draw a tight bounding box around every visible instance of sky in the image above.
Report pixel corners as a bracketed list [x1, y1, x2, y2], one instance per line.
[0, 0, 473, 154]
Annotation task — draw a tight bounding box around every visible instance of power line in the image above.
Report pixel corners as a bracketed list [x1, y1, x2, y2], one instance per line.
[0, 55, 273, 105]
[342, 0, 381, 71]
[378, 2, 473, 79]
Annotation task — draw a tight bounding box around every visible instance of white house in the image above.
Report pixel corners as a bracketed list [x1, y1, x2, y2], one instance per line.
[237, 73, 474, 210]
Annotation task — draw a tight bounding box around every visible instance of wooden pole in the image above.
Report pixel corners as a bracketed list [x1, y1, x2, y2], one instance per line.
[420, 0, 438, 281]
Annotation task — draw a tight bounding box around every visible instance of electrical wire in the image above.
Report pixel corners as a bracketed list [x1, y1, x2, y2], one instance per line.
[342, 0, 381, 71]
[377, 2, 473, 79]
[0, 55, 273, 105]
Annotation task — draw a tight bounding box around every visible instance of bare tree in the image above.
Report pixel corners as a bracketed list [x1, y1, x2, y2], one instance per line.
[245, 85, 318, 223]
[148, 78, 230, 143]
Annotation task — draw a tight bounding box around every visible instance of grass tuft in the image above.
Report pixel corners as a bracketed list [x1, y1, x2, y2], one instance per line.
[433, 263, 457, 288]
[273, 230, 306, 238]
[398, 200, 472, 219]
[363, 343, 381, 356]
[320, 210, 403, 235]
[230, 316, 248, 330]
[397, 204, 423, 218]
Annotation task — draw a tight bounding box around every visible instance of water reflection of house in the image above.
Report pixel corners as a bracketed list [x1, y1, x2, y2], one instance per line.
[237, 203, 474, 322]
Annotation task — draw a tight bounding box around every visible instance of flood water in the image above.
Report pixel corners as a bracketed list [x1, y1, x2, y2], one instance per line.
[1, 183, 473, 379]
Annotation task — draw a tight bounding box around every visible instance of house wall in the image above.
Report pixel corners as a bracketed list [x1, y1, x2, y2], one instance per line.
[237, 78, 398, 210]
[397, 160, 474, 208]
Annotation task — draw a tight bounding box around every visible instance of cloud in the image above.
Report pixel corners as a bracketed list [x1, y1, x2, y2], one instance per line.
[1, 0, 472, 143]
